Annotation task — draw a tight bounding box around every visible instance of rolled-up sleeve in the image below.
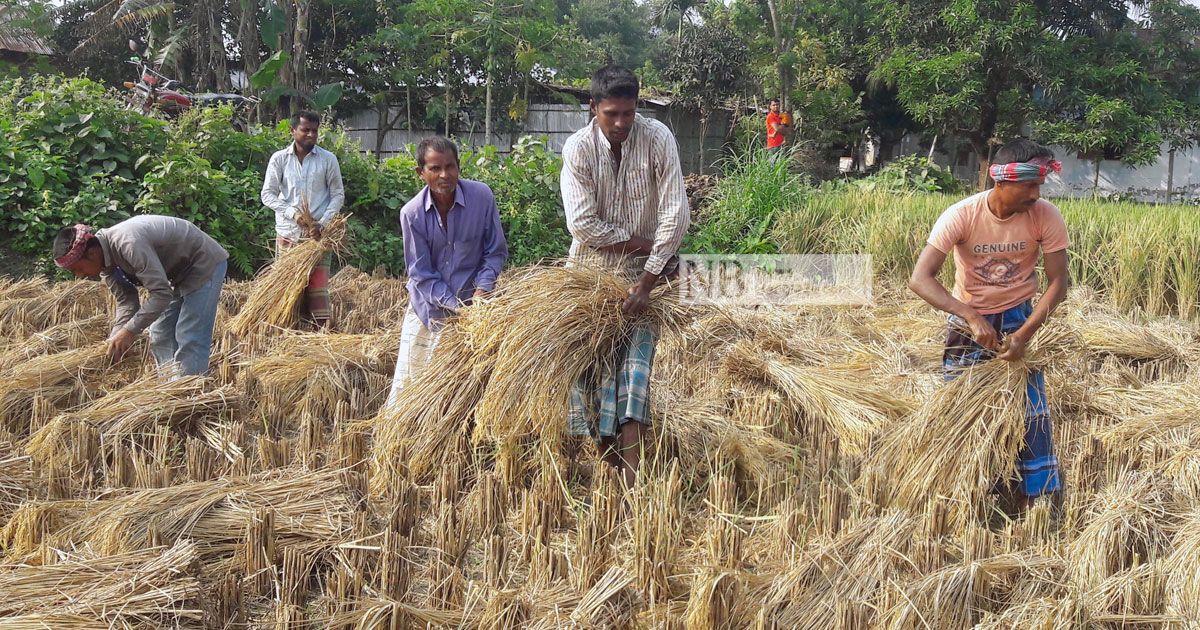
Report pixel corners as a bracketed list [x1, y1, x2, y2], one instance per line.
[474, 191, 508, 292]
[321, 154, 345, 225]
[561, 138, 629, 247]
[261, 153, 295, 221]
[645, 131, 690, 275]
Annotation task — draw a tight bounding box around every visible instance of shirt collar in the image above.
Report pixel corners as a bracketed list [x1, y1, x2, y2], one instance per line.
[95, 231, 114, 269]
[423, 182, 465, 212]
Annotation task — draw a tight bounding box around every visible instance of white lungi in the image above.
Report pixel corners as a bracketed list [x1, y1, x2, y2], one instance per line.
[385, 307, 440, 410]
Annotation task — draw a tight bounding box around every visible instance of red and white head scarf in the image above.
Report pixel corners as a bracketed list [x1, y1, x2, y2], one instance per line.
[53, 224, 96, 268]
[989, 156, 1062, 183]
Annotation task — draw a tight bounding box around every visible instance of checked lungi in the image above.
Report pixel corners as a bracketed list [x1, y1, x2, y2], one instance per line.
[568, 323, 658, 441]
[943, 300, 1061, 497]
[276, 237, 332, 324]
[384, 307, 440, 410]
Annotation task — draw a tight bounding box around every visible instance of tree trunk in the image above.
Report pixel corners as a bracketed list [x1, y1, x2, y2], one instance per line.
[292, 0, 312, 108]
[1093, 159, 1101, 201]
[236, 0, 260, 119]
[971, 69, 1003, 191]
[1167, 149, 1176, 203]
[763, 0, 788, 109]
[485, 48, 494, 146]
[406, 85, 413, 133]
[698, 115, 708, 175]
[445, 80, 451, 136]
[375, 100, 387, 160]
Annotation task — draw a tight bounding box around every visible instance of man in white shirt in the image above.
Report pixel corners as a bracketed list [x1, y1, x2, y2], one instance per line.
[560, 64, 690, 488]
[261, 110, 345, 328]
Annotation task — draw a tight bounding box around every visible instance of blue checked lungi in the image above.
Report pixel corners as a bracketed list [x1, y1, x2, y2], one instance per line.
[567, 323, 658, 440]
[944, 301, 1061, 497]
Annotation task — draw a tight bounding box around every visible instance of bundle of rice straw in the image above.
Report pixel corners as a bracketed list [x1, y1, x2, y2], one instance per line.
[880, 554, 1038, 628]
[1164, 509, 1200, 621]
[27, 374, 239, 471]
[0, 541, 203, 627]
[0, 276, 47, 301]
[1065, 292, 1190, 362]
[227, 212, 349, 337]
[0, 343, 123, 433]
[329, 266, 409, 332]
[243, 330, 398, 422]
[0, 314, 108, 372]
[1068, 472, 1170, 588]
[464, 265, 686, 447]
[651, 390, 793, 488]
[746, 510, 919, 627]
[721, 340, 912, 456]
[0, 443, 30, 523]
[1093, 408, 1197, 453]
[371, 324, 486, 488]
[0, 279, 109, 338]
[863, 325, 1076, 519]
[32, 467, 361, 572]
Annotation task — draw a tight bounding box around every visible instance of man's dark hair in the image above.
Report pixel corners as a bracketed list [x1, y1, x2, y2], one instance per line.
[290, 110, 321, 128]
[769, 98, 779, 105]
[416, 136, 459, 170]
[590, 64, 639, 103]
[993, 138, 1054, 165]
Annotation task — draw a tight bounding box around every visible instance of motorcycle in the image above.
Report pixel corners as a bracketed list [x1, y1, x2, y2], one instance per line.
[122, 41, 261, 130]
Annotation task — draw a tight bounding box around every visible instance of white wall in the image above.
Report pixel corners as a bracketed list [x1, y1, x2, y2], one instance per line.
[896, 134, 1200, 202]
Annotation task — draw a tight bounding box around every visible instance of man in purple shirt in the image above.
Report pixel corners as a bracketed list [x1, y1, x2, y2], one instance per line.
[385, 136, 508, 407]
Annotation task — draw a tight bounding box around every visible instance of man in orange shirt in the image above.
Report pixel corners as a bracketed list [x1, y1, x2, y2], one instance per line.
[765, 99, 785, 150]
[908, 138, 1070, 507]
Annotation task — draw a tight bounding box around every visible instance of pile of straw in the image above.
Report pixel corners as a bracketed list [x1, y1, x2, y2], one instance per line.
[227, 213, 349, 337]
[4, 266, 1200, 625]
[0, 541, 203, 627]
[863, 326, 1076, 520]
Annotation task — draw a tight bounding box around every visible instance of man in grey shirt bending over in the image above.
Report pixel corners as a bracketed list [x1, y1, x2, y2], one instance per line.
[52, 215, 229, 376]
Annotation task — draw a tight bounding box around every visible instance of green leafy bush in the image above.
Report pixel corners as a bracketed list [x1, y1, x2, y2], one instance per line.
[852, 155, 966, 194]
[136, 152, 273, 276]
[463, 136, 571, 266]
[0, 75, 576, 278]
[0, 76, 164, 260]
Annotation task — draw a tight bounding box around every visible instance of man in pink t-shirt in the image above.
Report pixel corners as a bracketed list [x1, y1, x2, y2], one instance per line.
[909, 138, 1070, 507]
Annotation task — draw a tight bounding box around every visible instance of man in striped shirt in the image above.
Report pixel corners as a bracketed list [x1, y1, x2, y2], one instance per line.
[561, 64, 690, 488]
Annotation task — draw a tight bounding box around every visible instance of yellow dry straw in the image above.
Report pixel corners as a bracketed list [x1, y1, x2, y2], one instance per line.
[370, 323, 488, 489]
[0, 314, 108, 372]
[0, 541, 203, 626]
[0, 279, 109, 339]
[651, 391, 793, 490]
[721, 340, 912, 456]
[0, 342, 136, 433]
[1164, 509, 1200, 621]
[0, 443, 30, 523]
[1068, 472, 1170, 589]
[328, 266, 410, 332]
[464, 264, 686, 448]
[26, 374, 239, 473]
[746, 510, 918, 628]
[863, 325, 1077, 520]
[227, 212, 349, 337]
[16, 468, 360, 571]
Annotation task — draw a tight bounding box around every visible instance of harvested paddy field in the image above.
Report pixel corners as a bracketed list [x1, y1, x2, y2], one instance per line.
[0, 265, 1196, 629]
